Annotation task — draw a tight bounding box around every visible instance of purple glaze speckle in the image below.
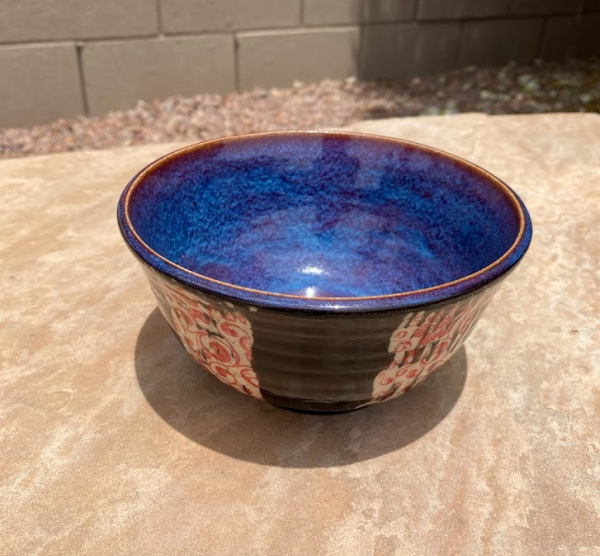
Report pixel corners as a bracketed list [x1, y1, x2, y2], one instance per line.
[118, 132, 532, 312]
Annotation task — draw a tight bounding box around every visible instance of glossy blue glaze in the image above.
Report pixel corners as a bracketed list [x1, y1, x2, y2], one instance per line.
[118, 132, 532, 312]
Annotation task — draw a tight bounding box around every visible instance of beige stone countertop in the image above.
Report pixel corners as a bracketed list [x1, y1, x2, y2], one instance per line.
[1, 114, 599, 555]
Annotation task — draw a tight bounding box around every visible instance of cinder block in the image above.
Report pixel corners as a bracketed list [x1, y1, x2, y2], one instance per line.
[0, 44, 84, 128]
[304, 0, 360, 24]
[417, 0, 461, 20]
[83, 37, 235, 116]
[0, 0, 157, 43]
[303, 0, 415, 25]
[361, 0, 416, 21]
[542, 17, 580, 59]
[161, 0, 300, 33]
[586, 0, 600, 11]
[360, 24, 418, 81]
[461, 0, 512, 17]
[414, 23, 460, 76]
[418, 0, 510, 20]
[238, 28, 359, 90]
[543, 13, 600, 58]
[512, 0, 582, 15]
[458, 19, 544, 67]
[579, 14, 600, 55]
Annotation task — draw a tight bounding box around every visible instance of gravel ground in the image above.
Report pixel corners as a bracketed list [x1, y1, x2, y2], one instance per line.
[1, 57, 599, 160]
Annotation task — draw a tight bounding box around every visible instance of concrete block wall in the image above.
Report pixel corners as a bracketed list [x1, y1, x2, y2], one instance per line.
[0, 0, 598, 127]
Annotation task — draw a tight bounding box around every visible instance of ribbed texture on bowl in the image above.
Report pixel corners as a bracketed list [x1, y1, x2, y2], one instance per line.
[141, 265, 497, 412]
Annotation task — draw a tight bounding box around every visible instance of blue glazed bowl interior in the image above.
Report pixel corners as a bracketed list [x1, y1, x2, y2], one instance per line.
[120, 132, 531, 310]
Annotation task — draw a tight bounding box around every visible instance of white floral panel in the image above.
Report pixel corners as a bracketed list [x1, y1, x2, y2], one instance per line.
[147, 272, 263, 400]
[371, 287, 498, 403]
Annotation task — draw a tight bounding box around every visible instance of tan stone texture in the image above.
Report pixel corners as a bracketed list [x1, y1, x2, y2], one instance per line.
[1, 114, 599, 554]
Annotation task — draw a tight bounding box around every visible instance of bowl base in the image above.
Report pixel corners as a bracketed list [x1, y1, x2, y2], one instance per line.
[262, 391, 370, 414]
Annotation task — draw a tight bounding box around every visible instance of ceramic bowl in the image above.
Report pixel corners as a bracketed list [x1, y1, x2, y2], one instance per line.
[118, 131, 532, 412]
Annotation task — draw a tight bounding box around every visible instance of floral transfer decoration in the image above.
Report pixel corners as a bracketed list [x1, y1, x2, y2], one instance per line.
[146, 271, 263, 400]
[371, 287, 498, 403]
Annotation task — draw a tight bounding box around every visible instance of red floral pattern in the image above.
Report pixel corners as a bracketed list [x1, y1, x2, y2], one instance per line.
[144, 270, 497, 407]
[147, 272, 262, 400]
[371, 287, 498, 403]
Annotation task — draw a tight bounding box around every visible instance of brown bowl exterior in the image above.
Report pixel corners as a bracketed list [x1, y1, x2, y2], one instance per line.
[142, 265, 500, 412]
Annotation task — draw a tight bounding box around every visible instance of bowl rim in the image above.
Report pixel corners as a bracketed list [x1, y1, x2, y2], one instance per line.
[117, 130, 532, 313]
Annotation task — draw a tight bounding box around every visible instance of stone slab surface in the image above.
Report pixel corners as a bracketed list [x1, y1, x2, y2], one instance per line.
[1, 114, 599, 555]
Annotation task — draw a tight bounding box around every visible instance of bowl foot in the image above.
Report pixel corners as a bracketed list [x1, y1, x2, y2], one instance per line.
[262, 391, 370, 414]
